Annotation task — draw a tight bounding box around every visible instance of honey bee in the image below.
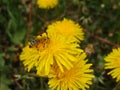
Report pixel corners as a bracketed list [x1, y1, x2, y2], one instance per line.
[29, 38, 40, 48]
[29, 36, 49, 48]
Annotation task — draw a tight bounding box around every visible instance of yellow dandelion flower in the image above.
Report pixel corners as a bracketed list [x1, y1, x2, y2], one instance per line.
[20, 33, 83, 76]
[37, 0, 58, 9]
[47, 18, 84, 42]
[48, 52, 94, 90]
[105, 48, 120, 82]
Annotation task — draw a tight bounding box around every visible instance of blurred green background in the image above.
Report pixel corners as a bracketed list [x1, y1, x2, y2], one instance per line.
[0, 0, 120, 90]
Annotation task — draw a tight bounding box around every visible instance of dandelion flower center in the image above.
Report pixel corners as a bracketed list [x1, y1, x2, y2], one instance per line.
[52, 63, 77, 81]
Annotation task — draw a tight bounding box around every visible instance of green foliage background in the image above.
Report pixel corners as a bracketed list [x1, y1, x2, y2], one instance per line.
[0, 0, 120, 90]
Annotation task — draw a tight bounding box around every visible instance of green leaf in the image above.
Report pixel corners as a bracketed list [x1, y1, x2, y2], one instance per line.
[0, 75, 11, 90]
[0, 53, 5, 67]
[12, 29, 26, 44]
[0, 83, 11, 90]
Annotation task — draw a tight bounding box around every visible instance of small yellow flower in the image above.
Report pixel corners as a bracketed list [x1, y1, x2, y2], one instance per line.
[37, 0, 58, 9]
[20, 33, 83, 76]
[105, 48, 120, 82]
[47, 18, 84, 43]
[48, 52, 94, 90]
